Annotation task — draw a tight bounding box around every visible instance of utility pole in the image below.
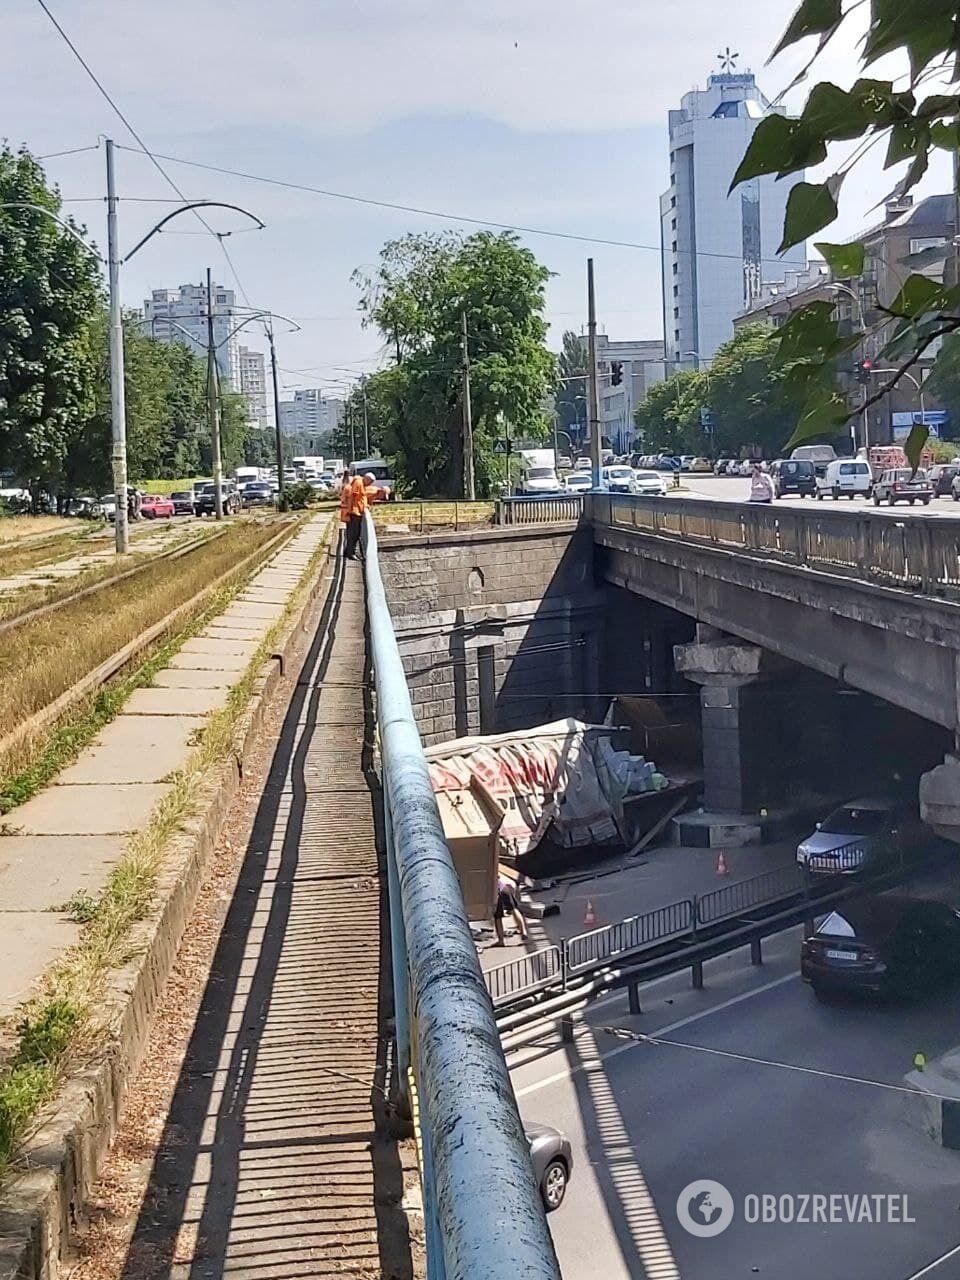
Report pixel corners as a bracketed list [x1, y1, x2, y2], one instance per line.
[105, 139, 129, 554]
[587, 259, 601, 490]
[361, 375, 370, 456]
[461, 310, 476, 500]
[267, 322, 285, 498]
[348, 400, 356, 463]
[205, 266, 224, 519]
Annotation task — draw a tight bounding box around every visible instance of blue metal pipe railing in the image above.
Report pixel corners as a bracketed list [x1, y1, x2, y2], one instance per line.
[362, 514, 562, 1280]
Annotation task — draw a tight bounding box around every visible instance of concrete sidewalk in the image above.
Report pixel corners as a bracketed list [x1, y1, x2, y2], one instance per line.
[0, 516, 329, 1024]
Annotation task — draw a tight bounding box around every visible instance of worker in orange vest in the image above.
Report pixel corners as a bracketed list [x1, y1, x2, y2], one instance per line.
[362, 471, 383, 505]
[342, 470, 368, 560]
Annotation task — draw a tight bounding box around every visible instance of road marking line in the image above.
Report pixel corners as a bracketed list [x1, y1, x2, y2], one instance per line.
[903, 1241, 960, 1279]
[514, 971, 798, 1098]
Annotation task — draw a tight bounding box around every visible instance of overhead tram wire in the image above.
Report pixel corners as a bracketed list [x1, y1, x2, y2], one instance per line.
[32, 0, 258, 305]
[114, 144, 785, 266]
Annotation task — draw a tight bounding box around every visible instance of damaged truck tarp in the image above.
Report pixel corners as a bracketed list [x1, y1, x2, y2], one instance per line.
[424, 718, 668, 862]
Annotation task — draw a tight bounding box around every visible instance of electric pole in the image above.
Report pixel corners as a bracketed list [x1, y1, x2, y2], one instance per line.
[461, 310, 475, 500]
[361, 375, 370, 456]
[348, 400, 356, 463]
[587, 259, 601, 490]
[267, 322, 285, 498]
[105, 139, 129, 554]
[205, 266, 224, 519]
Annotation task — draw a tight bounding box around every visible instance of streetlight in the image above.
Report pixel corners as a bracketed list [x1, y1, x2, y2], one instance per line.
[826, 281, 868, 452]
[868, 367, 927, 437]
[3, 141, 266, 552]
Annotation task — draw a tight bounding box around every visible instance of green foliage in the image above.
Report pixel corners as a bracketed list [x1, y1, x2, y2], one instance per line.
[634, 326, 810, 458]
[736, 1, 960, 450]
[554, 330, 589, 440]
[0, 145, 102, 503]
[353, 230, 555, 496]
[277, 480, 314, 511]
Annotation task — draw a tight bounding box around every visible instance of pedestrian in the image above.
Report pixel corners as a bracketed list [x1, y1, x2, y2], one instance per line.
[749, 463, 775, 504]
[493, 874, 529, 946]
[362, 471, 382, 505]
[343, 470, 368, 561]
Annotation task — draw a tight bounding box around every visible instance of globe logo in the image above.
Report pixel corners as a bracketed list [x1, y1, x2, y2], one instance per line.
[676, 1179, 735, 1237]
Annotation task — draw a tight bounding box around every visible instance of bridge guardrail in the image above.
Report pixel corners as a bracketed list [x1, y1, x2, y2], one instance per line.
[696, 862, 805, 925]
[497, 494, 584, 525]
[484, 945, 564, 1006]
[566, 900, 693, 973]
[588, 492, 960, 594]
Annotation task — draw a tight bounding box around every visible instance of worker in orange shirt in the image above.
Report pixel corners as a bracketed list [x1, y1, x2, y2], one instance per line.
[362, 471, 383, 505]
[343, 470, 368, 561]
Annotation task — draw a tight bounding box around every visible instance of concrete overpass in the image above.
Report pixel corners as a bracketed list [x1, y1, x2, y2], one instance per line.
[586, 493, 960, 840]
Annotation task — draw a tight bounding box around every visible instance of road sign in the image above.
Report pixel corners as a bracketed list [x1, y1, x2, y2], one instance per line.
[492, 438, 512, 455]
[700, 407, 714, 433]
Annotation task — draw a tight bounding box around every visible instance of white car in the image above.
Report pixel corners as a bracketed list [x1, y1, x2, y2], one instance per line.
[600, 465, 635, 493]
[574, 457, 592, 473]
[98, 493, 117, 521]
[630, 469, 667, 497]
[564, 472, 592, 492]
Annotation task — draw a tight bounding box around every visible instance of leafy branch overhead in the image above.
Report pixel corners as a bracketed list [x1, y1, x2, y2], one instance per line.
[732, 0, 960, 468]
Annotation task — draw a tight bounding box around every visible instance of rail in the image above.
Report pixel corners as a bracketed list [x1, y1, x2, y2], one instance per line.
[484, 944, 563, 1006]
[497, 494, 584, 525]
[362, 511, 560, 1280]
[586, 492, 960, 595]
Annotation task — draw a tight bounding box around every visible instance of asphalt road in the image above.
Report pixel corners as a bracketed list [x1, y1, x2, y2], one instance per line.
[510, 864, 960, 1280]
[681, 473, 960, 518]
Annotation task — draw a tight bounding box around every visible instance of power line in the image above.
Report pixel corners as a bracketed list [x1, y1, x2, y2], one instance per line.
[37, 142, 101, 161]
[32, 0, 256, 302]
[114, 143, 786, 266]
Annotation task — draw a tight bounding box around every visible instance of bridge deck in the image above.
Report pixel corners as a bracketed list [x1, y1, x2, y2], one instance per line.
[114, 552, 419, 1279]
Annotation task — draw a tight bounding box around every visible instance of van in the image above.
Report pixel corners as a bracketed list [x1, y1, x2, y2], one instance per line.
[771, 458, 816, 498]
[519, 460, 561, 494]
[817, 458, 873, 500]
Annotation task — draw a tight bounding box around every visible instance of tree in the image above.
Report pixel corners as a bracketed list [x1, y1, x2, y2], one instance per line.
[730, 0, 960, 466]
[353, 231, 555, 496]
[555, 330, 589, 447]
[0, 144, 102, 505]
[634, 326, 809, 457]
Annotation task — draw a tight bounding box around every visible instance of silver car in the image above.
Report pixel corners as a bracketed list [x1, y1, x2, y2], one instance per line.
[526, 1122, 573, 1210]
[796, 798, 905, 875]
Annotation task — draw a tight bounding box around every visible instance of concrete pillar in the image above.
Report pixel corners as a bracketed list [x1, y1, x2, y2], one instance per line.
[920, 753, 960, 845]
[674, 637, 779, 819]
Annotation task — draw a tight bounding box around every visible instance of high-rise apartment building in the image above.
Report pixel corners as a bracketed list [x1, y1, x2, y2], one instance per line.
[278, 389, 344, 437]
[142, 281, 240, 389]
[239, 346, 268, 429]
[660, 70, 805, 368]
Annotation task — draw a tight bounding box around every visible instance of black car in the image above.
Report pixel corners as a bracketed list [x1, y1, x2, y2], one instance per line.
[801, 893, 960, 999]
[771, 458, 817, 497]
[169, 489, 195, 516]
[194, 482, 240, 516]
[928, 464, 959, 497]
[241, 481, 275, 508]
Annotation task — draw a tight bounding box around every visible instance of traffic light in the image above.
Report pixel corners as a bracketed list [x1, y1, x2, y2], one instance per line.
[610, 361, 623, 387]
[855, 357, 873, 384]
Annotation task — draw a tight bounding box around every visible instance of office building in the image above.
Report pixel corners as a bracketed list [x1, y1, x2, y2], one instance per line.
[660, 69, 806, 368]
[595, 336, 666, 454]
[278, 389, 345, 437]
[239, 346, 268, 430]
[142, 281, 240, 389]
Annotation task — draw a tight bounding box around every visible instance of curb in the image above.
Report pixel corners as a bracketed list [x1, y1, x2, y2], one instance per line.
[0, 516, 337, 1280]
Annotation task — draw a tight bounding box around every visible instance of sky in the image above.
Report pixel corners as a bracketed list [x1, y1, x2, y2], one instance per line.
[1, 0, 953, 400]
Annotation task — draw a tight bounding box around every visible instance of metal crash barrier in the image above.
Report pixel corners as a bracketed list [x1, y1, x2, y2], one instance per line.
[362, 513, 561, 1280]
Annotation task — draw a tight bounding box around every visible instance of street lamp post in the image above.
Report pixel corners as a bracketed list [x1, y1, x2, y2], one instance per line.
[826, 282, 868, 452]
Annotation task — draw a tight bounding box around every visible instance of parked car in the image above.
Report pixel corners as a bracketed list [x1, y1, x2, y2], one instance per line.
[98, 493, 117, 521]
[242, 481, 275, 508]
[796, 797, 916, 876]
[928, 464, 960, 497]
[564, 472, 592, 492]
[817, 458, 874, 501]
[574, 457, 592, 473]
[140, 493, 175, 519]
[169, 489, 195, 516]
[689, 457, 713, 473]
[679, 455, 695, 472]
[630, 469, 668, 496]
[714, 458, 731, 475]
[526, 1122, 573, 1211]
[194, 482, 240, 516]
[801, 894, 960, 999]
[656, 455, 680, 472]
[770, 458, 817, 498]
[872, 468, 933, 506]
[600, 465, 635, 493]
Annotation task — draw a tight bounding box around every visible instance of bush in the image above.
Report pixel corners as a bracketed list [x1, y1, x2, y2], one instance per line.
[277, 481, 315, 511]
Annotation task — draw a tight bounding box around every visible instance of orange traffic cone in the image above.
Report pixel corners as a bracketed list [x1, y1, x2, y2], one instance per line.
[715, 851, 729, 876]
[583, 898, 598, 928]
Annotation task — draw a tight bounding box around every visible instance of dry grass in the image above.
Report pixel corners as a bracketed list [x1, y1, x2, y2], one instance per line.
[0, 520, 290, 777]
[0, 516, 86, 543]
[0, 530, 104, 579]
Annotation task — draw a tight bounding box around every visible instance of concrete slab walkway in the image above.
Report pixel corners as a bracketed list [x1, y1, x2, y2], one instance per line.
[0, 516, 330, 1020]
